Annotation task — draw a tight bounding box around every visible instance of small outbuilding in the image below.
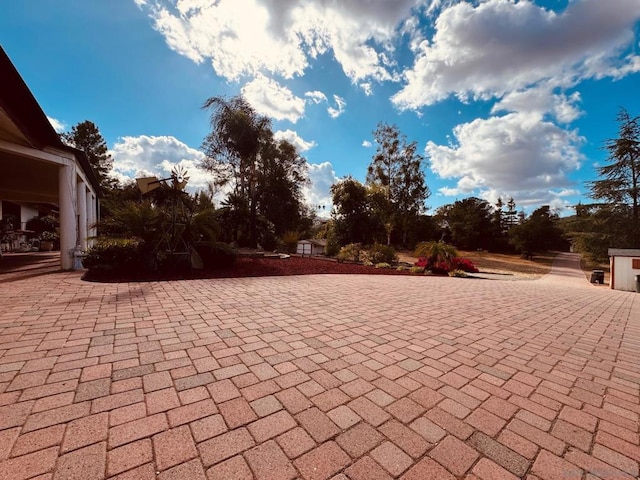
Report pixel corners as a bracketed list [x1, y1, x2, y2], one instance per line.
[608, 248, 640, 292]
[296, 239, 326, 256]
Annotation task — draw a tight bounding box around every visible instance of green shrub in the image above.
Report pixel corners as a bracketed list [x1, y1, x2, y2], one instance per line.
[82, 237, 147, 273]
[260, 234, 278, 251]
[410, 266, 425, 274]
[325, 235, 340, 257]
[414, 241, 459, 273]
[336, 243, 362, 262]
[281, 231, 299, 254]
[448, 269, 468, 278]
[396, 265, 408, 272]
[414, 241, 458, 261]
[25, 215, 58, 239]
[193, 241, 237, 270]
[375, 262, 391, 269]
[365, 243, 398, 265]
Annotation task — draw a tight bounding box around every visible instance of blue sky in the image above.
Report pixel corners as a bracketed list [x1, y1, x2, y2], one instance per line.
[2, 0, 639, 216]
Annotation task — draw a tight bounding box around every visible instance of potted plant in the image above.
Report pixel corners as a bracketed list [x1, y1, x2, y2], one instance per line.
[39, 231, 58, 251]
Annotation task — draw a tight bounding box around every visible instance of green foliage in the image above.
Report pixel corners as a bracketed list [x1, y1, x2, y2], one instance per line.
[256, 136, 309, 236]
[436, 197, 497, 251]
[186, 206, 219, 244]
[588, 108, 640, 244]
[414, 241, 458, 264]
[281, 231, 299, 253]
[93, 189, 220, 274]
[363, 243, 398, 265]
[570, 232, 614, 263]
[336, 243, 399, 267]
[366, 122, 430, 246]
[396, 265, 409, 272]
[193, 241, 237, 270]
[336, 243, 362, 262]
[410, 266, 425, 274]
[559, 203, 636, 263]
[509, 206, 567, 256]
[257, 217, 278, 251]
[39, 231, 58, 242]
[82, 238, 148, 273]
[61, 121, 113, 190]
[25, 215, 58, 239]
[448, 270, 468, 278]
[403, 214, 439, 250]
[375, 262, 391, 269]
[201, 95, 271, 248]
[201, 96, 310, 247]
[325, 234, 341, 257]
[331, 177, 384, 246]
[99, 180, 144, 221]
[97, 200, 165, 247]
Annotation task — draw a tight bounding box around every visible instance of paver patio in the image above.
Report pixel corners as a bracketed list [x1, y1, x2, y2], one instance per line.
[0, 252, 638, 479]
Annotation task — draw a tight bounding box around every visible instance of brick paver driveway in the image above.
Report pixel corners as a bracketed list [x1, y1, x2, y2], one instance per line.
[0, 253, 638, 479]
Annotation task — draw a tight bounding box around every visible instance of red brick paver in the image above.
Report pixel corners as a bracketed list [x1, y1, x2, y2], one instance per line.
[0, 252, 638, 479]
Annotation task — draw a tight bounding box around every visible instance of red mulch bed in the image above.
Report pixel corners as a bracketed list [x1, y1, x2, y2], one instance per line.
[216, 257, 416, 278]
[83, 256, 422, 283]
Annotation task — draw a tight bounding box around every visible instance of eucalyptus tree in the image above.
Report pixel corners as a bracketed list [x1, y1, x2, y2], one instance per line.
[256, 134, 308, 236]
[330, 176, 383, 245]
[366, 122, 429, 245]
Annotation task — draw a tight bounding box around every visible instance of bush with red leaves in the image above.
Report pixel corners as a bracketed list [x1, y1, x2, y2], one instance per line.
[415, 256, 478, 274]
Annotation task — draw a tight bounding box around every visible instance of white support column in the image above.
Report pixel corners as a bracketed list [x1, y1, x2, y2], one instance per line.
[77, 180, 87, 250]
[86, 190, 96, 247]
[58, 164, 77, 270]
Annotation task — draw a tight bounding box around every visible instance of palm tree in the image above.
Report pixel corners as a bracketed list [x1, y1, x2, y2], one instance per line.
[414, 241, 458, 270]
[201, 96, 271, 248]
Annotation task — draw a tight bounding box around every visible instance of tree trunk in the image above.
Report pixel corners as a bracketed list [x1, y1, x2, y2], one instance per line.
[249, 158, 258, 249]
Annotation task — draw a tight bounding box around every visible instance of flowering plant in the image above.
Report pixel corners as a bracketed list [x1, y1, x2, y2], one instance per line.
[39, 231, 58, 242]
[415, 256, 478, 274]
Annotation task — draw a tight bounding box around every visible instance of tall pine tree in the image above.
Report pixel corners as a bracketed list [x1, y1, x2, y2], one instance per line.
[589, 108, 640, 243]
[61, 120, 113, 189]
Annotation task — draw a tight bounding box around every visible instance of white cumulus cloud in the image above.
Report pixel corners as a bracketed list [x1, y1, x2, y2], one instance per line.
[362, 140, 372, 148]
[47, 116, 65, 133]
[241, 74, 306, 123]
[109, 135, 210, 192]
[392, 0, 640, 110]
[492, 87, 583, 124]
[274, 130, 317, 152]
[303, 161, 339, 218]
[138, 0, 422, 84]
[427, 112, 584, 203]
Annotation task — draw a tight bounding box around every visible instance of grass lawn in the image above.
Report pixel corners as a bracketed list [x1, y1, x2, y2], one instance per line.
[458, 250, 555, 277]
[400, 248, 611, 284]
[398, 249, 554, 279]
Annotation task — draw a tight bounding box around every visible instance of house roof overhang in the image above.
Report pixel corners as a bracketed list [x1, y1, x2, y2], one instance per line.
[0, 46, 101, 196]
[609, 248, 640, 257]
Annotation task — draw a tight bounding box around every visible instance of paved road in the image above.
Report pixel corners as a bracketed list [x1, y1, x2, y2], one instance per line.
[0, 253, 638, 479]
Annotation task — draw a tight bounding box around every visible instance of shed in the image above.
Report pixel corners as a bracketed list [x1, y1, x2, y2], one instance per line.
[608, 248, 640, 292]
[296, 239, 326, 256]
